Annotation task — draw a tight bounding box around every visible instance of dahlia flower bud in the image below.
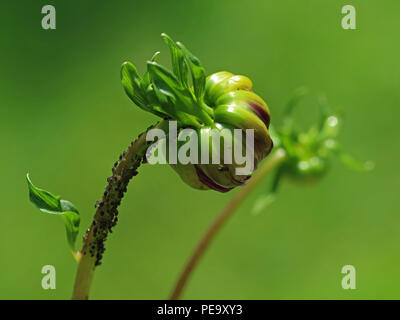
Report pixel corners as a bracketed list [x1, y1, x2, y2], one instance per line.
[121, 34, 273, 192]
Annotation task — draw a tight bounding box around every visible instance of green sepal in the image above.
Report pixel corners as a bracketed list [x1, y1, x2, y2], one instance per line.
[121, 59, 170, 119]
[26, 174, 80, 252]
[147, 60, 213, 127]
[121, 62, 146, 110]
[147, 61, 200, 127]
[161, 33, 189, 90]
[121, 34, 214, 128]
[176, 41, 206, 102]
[140, 51, 160, 92]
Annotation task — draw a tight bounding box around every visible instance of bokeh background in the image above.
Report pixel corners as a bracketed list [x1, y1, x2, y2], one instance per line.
[1, 0, 399, 299]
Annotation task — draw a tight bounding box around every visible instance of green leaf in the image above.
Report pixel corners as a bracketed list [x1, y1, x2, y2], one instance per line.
[176, 41, 206, 102]
[60, 206, 80, 252]
[26, 174, 80, 252]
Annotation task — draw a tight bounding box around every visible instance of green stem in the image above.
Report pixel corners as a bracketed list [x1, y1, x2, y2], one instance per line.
[72, 120, 168, 300]
[169, 148, 287, 300]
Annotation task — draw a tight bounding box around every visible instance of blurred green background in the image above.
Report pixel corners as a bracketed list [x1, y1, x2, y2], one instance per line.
[0, 0, 399, 299]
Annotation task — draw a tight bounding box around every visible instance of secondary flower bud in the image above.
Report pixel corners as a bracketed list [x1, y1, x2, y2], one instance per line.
[271, 93, 373, 185]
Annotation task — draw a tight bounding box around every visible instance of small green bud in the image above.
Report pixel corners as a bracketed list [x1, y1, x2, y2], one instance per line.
[252, 92, 373, 214]
[275, 92, 372, 184]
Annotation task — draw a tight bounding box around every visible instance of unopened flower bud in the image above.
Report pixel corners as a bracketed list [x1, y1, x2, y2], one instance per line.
[121, 34, 273, 192]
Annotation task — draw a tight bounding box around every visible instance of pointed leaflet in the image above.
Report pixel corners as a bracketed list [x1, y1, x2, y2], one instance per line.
[26, 174, 80, 252]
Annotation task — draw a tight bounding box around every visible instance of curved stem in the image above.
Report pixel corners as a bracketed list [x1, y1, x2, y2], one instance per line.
[170, 148, 287, 300]
[72, 120, 168, 300]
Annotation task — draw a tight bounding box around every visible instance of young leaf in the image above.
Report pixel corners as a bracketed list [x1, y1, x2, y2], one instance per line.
[26, 174, 80, 253]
